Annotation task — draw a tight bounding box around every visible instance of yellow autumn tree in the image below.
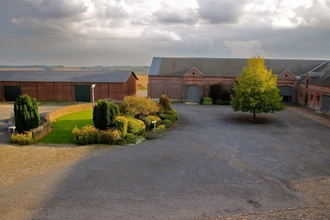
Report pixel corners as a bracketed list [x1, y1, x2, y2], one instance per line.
[231, 57, 285, 120]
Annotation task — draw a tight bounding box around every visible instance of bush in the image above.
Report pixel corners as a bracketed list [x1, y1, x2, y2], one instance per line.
[220, 90, 232, 102]
[209, 83, 222, 103]
[159, 94, 172, 110]
[98, 128, 122, 145]
[10, 132, 34, 145]
[115, 116, 128, 137]
[162, 119, 172, 128]
[14, 94, 40, 134]
[72, 125, 98, 145]
[141, 116, 152, 130]
[121, 96, 159, 118]
[93, 100, 120, 130]
[202, 97, 213, 105]
[126, 133, 137, 144]
[147, 115, 162, 126]
[145, 130, 163, 139]
[72, 125, 121, 145]
[127, 117, 146, 135]
[159, 114, 177, 123]
[156, 124, 166, 130]
[215, 99, 222, 105]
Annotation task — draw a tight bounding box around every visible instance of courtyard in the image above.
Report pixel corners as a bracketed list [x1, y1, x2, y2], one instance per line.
[0, 103, 329, 219]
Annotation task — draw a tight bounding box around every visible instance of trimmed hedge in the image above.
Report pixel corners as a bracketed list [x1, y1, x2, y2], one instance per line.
[127, 117, 146, 135]
[162, 119, 172, 128]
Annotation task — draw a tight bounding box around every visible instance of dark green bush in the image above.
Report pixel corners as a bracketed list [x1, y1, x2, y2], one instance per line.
[159, 94, 172, 110]
[127, 117, 146, 135]
[14, 94, 40, 134]
[162, 119, 172, 128]
[115, 116, 128, 137]
[159, 114, 177, 123]
[141, 116, 152, 130]
[209, 83, 222, 103]
[220, 90, 232, 102]
[93, 100, 120, 130]
[145, 130, 163, 139]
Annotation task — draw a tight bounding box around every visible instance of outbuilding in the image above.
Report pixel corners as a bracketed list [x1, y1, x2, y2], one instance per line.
[148, 57, 326, 103]
[0, 70, 138, 102]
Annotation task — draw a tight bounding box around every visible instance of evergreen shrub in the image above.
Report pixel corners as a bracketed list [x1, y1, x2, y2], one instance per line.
[14, 94, 40, 134]
[141, 116, 152, 130]
[93, 100, 120, 130]
[162, 119, 172, 128]
[115, 116, 128, 137]
[127, 118, 146, 135]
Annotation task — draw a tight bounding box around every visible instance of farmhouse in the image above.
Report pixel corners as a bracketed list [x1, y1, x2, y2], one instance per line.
[148, 57, 330, 112]
[0, 70, 138, 102]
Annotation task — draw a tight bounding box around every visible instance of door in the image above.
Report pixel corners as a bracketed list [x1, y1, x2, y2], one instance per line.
[186, 85, 200, 103]
[279, 86, 292, 103]
[75, 85, 90, 102]
[4, 86, 21, 101]
[322, 95, 330, 113]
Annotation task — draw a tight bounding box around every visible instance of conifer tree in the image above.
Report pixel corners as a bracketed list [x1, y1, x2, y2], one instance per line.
[14, 94, 40, 134]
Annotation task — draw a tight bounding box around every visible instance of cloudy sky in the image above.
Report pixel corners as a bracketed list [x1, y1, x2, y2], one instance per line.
[0, 0, 329, 66]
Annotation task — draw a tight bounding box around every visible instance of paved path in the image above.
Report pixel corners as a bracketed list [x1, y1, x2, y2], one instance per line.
[0, 104, 329, 220]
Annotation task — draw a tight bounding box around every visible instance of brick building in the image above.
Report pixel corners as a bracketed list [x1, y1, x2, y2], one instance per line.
[0, 71, 138, 102]
[297, 61, 330, 113]
[148, 57, 330, 112]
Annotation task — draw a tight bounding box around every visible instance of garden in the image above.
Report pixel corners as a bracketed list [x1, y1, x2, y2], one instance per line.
[10, 94, 178, 146]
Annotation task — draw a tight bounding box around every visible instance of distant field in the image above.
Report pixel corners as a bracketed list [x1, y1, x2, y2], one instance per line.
[0, 68, 44, 71]
[137, 75, 148, 89]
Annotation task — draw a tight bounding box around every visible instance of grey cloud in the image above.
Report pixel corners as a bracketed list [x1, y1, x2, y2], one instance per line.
[153, 8, 199, 25]
[197, 0, 247, 24]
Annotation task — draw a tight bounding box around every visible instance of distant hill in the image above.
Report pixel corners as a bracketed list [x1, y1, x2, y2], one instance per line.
[0, 65, 150, 75]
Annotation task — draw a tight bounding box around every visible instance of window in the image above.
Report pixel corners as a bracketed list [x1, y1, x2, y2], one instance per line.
[300, 92, 302, 98]
[317, 95, 320, 102]
[306, 79, 309, 88]
[311, 94, 313, 100]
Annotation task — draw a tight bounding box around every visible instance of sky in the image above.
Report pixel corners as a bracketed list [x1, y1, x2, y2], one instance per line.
[0, 0, 329, 66]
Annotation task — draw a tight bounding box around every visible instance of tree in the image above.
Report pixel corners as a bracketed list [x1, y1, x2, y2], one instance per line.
[231, 57, 285, 120]
[14, 94, 40, 134]
[93, 100, 120, 130]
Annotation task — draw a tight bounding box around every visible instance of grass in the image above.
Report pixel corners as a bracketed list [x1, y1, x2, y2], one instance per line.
[38, 110, 93, 144]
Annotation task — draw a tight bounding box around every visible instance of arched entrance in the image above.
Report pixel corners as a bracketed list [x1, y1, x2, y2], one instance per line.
[186, 85, 200, 103]
[279, 86, 292, 103]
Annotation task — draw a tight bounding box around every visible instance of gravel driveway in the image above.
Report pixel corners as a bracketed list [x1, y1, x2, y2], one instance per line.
[0, 103, 329, 220]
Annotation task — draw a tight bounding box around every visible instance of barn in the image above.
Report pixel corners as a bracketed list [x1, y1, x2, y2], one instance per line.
[148, 57, 326, 104]
[298, 61, 330, 112]
[0, 70, 138, 102]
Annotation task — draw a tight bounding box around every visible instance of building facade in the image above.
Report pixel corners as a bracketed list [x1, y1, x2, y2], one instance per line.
[0, 71, 138, 102]
[148, 57, 330, 112]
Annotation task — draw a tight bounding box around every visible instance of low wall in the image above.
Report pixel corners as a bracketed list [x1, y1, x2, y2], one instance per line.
[32, 103, 93, 141]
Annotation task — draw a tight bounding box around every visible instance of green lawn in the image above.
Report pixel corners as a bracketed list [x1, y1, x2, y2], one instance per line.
[38, 110, 93, 144]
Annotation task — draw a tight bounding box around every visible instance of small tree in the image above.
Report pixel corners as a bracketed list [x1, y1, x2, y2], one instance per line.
[93, 100, 120, 130]
[159, 94, 172, 110]
[231, 57, 285, 120]
[14, 94, 40, 134]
